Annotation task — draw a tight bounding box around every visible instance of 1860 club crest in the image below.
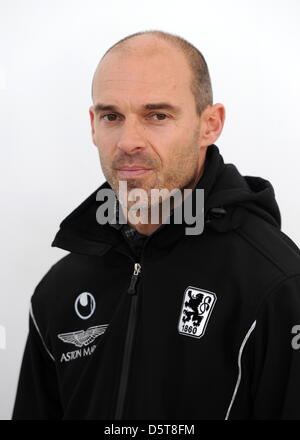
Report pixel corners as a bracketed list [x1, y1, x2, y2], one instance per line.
[178, 286, 217, 339]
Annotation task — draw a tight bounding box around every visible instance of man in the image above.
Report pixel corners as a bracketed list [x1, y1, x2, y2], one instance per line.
[12, 30, 300, 420]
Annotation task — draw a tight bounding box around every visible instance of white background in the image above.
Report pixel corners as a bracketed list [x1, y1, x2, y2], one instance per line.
[0, 0, 299, 420]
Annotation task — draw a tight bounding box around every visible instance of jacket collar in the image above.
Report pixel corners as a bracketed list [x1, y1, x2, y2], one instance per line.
[51, 144, 255, 256]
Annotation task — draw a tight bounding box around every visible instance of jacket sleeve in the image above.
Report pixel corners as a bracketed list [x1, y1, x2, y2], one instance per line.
[229, 274, 300, 420]
[12, 303, 63, 420]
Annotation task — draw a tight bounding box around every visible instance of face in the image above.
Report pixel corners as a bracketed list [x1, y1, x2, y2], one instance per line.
[89, 37, 216, 210]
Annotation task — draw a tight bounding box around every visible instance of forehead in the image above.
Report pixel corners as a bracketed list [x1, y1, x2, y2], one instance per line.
[92, 46, 193, 105]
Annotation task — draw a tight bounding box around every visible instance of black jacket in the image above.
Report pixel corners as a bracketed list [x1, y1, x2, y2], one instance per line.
[12, 144, 300, 420]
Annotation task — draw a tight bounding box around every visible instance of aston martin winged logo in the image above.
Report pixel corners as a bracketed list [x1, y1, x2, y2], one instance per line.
[57, 324, 109, 348]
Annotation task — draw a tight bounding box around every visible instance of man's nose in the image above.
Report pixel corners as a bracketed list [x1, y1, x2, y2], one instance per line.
[115, 117, 147, 154]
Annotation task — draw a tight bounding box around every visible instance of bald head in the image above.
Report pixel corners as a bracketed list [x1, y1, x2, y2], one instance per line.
[91, 30, 213, 116]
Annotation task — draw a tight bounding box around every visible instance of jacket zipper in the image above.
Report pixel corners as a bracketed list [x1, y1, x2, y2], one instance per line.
[114, 262, 141, 420]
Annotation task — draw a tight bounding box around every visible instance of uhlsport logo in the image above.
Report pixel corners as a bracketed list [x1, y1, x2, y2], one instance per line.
[178, 286, 217, 339]
[57, 324, 108, 363]
[75, 292, 96, 320]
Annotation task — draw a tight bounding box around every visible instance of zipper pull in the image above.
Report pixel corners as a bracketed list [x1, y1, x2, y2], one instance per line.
[127, 263, 141, 295]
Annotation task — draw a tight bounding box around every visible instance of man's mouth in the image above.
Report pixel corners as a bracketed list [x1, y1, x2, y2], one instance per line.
[116, 167, 153, 178]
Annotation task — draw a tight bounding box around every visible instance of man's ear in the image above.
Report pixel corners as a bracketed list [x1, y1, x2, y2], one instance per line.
[200, 103, 225, 147]
[89, 106, 97, 146]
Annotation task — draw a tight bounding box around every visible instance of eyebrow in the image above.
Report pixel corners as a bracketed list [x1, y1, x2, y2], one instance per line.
[93, 102, 182, 115]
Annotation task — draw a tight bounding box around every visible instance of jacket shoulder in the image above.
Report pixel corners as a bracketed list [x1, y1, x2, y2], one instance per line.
[235, 208, 300, 278]
[31, 252, 99, 320]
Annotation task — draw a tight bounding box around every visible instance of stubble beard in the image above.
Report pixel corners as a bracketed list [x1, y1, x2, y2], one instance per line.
[99, 128, 201, 219]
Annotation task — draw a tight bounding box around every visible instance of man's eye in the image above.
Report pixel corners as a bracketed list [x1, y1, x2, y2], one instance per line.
[151, 113, 168, 121]
[101, 114, 118, 121]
